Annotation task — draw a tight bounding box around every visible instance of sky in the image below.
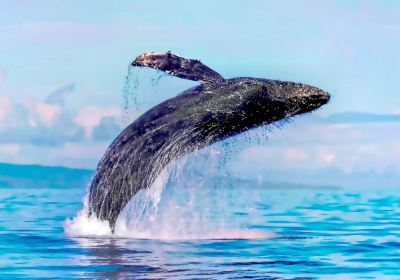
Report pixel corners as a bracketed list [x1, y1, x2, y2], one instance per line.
[0, 1, 399, 186]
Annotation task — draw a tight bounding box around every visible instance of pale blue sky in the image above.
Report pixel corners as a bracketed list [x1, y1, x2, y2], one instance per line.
[2, 0, 400, 112]
[0, 1, 399, 186]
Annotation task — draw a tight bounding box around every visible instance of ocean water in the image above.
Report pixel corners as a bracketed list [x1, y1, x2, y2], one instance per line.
[1, 169, 400, 279]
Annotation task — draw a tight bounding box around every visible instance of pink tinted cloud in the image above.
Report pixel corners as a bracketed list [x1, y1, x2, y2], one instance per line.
[0, 96, 12, 122]
[61, 142, 108, 159]
[283, 148, 309, 161]
[0, 144, 20, 156]
[0, 69, 6, 84]
[24, 101, 61, 126]
[237, 120, 400, 174]
[74, 106, 121, 138]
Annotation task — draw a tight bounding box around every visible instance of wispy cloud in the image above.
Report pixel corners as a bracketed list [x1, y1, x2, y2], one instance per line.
[0, 84, 124, 149]
[319, 112, 400, 123]
[235, 118, 400, 178]
[0, 144, 20, 156]
[6, 21, 133, 46]
[0, 96, 12, 122]
[46, 83, 75, 105]
[74, 106, 122, 138]
[0, 69, 6, 85]
[92, 116, 122, 141]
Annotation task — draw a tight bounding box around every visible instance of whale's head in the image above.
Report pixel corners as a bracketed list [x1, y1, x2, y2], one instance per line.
[222, 78, 330, 123]
[204, 78, 330, 135]
[262, 79, 330, 117]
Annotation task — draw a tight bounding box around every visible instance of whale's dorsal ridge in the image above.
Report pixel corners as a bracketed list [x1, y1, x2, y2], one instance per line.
[132, 51, 224, 84]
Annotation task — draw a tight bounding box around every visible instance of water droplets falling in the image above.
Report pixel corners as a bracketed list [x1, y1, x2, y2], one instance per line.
[150, 70, 168, 87]
[122, 65, 138, 124]
[123, 65, 139, 111]
[217, 125, 272, 171]
[122, 65, 169, 124]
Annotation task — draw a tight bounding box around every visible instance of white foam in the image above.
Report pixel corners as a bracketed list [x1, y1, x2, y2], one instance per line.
[64, 195, 112, 237]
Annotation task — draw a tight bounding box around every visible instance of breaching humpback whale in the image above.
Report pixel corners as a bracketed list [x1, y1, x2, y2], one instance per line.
[88, 51, 330, 230]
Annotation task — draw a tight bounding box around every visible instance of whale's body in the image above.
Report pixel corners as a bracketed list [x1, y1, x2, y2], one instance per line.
[88, 52, 330, 230]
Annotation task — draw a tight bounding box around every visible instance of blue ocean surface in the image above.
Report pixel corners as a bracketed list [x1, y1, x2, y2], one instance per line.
[1, 164, 399, 279]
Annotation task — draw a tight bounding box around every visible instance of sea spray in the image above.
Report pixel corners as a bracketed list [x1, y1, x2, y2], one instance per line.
[113, 147, 223, 239]
[64, 195, 112, 237]
[65, 143, 273, 240]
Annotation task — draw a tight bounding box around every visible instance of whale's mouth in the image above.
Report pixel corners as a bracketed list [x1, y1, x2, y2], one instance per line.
[297, 92, 330, 115]
[283, 89, 330, 118]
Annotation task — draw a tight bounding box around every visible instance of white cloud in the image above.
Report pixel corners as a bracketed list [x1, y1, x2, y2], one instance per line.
[50, 142, 110, 168]
[24, 101, 61, 126]
[0, 91, 84, 146]
[283, 148, 309, 161]
[235, 120, 400, 176]
[322, 153, 335, 163]
[61, 142, 108, 159]
[0, 96, 12, 122]
[74, 106, 121, 138]
[0, 144, 20, 156]
[0, 69, 6, 84]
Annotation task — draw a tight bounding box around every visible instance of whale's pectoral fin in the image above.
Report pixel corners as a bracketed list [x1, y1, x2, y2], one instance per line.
[132, 51, 224, 84]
